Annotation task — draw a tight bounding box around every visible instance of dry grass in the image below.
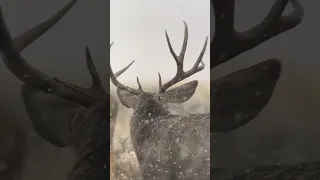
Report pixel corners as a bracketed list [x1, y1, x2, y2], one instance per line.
[110, 82, 209, 180]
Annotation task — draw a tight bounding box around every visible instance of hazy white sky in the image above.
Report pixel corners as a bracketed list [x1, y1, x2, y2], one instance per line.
[110, 0, 210, 86]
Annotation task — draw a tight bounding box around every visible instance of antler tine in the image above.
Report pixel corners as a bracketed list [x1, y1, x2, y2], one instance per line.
[109, 43, 141, 95]
[85, 47, 102, 89]
[0, 1, 97, 106]
[159, 22, 208, 93]
[109, 62, 140, 95]
[158, 73, 162, 90]
[211, 0, 304, 68]
[165, 21, 188, 72]
[114, 60, 134, 78]
[136, 77, 143, 91]
[13, 0, 79, 52]
[110, 42, 135, 78]
[85, 45, 134, 92]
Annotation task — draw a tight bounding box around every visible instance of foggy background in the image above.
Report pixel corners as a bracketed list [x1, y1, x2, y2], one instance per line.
[0, 0, 318, 179]
[210, 0, 320, 177]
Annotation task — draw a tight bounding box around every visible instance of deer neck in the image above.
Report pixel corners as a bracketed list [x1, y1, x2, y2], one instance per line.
[71, 114, 109, 179]
[131, 101, 170, 132]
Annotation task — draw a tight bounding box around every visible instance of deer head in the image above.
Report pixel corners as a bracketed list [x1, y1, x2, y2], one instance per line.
[110, 22, 210, 180]
[0, 0, 133, 147]
[210, 0, 303, 178]
[210, 0, 303, 133]
[0, 0, 134, 179]
[110, 23, 208, 114]
[0, 0, 83, 179]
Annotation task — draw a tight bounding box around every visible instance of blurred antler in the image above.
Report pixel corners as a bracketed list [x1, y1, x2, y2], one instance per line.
[0, 1, 133, 107]
[13, 0, 80, 51]
[211, 0, 303, 68]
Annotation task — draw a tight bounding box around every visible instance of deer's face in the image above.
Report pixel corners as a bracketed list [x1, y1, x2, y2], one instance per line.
[116, 80, 199, 110]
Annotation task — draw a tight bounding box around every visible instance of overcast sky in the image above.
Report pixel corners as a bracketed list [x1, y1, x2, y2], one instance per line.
[110, 0, 210, 85]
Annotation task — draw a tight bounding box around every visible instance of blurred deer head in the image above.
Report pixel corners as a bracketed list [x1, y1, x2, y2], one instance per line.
[0, 0, 134, 179]
[210, 0, 303, 133]
[210, 0, 303, 179]
[0, 0, 85, 179]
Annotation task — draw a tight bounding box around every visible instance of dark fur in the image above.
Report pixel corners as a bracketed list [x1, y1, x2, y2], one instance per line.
[131, 94, 209, 180]
[116, 59, 283, 180]
[22, 85, 109, 180]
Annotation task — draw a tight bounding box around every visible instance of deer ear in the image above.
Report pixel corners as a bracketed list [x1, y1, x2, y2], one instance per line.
[211, 59, 281, 132]
[160, 80, 198, 104]
[116, 88, 137, 108]
[21, 85, 82, 147]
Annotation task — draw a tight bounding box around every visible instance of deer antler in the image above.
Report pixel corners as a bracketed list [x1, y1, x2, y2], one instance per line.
[0, 1, 133, 107]
[13, 0, 80, 52]
[85, 47, 103, 90]
[109, 43, 142, 95]
[158, 22, 208, 93]
[211, 0, 304, 68]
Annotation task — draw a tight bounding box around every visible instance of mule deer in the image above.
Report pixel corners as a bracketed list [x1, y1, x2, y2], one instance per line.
[210, 0, 308, 179]
[210, 0, 303, 132]
[110, 23, 210, 180]
[0, 1, 82, 179]
[110, 0, 304, 179]
[0, 0, 134, 179]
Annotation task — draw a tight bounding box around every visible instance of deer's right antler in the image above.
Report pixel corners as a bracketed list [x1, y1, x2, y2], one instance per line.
[0, 1, 132, 107]
[109, 43, 142, 95]
[211, 0, 304, 68]
[13, 0, 80, 52]
[158, 22, 208, 93]
[110, 22, 208, 94]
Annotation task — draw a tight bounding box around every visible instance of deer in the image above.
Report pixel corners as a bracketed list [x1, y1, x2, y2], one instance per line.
[210, 0, 303, 132]
[0, 0, 134, 179]
[0, 1, 82, 179]
[109, 0, 304, 179]
[210, 0, 313, 179]
[110, 23, 210, 180]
